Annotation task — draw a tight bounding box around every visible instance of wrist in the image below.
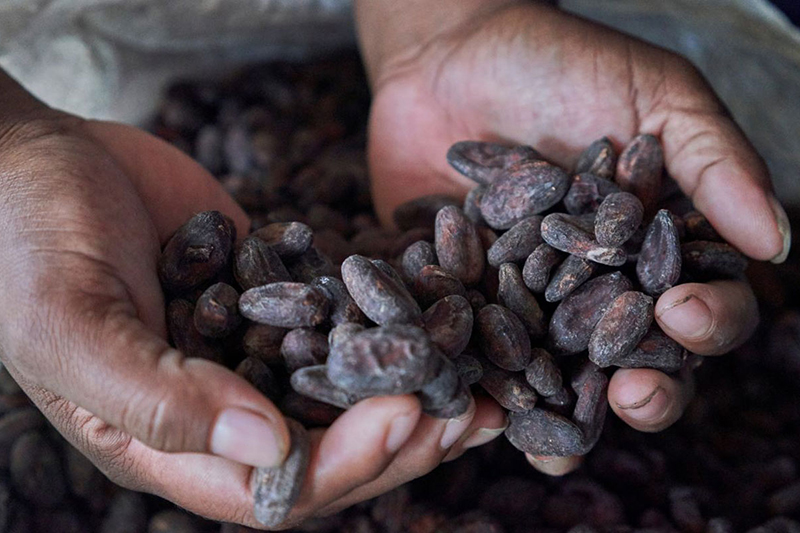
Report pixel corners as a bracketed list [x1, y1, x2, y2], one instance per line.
[354, 0, 521, 88]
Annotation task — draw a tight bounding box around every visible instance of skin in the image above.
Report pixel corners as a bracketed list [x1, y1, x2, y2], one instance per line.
[0, 0, 787, 528]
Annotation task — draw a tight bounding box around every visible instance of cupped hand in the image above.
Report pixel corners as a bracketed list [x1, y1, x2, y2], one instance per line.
[0, 101, 504, 528]
[364, 2, 786, 474]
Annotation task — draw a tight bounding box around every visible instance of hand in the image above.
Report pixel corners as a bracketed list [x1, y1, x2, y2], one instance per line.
[357, 1, 788, 474]
[0, 75, 505, 528]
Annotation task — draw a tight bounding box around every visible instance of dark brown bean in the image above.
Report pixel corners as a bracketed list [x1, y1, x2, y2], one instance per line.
[193, 282, 241, 338]
[487, 216, 544, 268]
[311, 275, 367, 326]
[391, 227, 436, 258]
[637, 209, 682, 295]
[522, 243, 564, 293]
[252, 419, 309, 527]
[242, 323, 287, 365]
[543, 387, 576, 417]
[497, 263, 546, 339]
[479, 363, 538, 412]
[10, 432, 66, 508]
[477, 304, 532, 371]
[414, 265, 468, 309]
[252, 221, 313, 259]
[588, 291, 654, 368]
[541, 213, 626, 266]
[575, 137, 617, 179]
[286, 246, 337, 283]
[158, 211, 236, 294]
[417, 352, 472, 419]
[594, 192, 644, 247]
[233, 236, 291, 290]
[401, 241, 438, 283]
[342, 255, 421, 326]
[279, 392, 343, 428]
[447, 141, 541, 185]
[167, 299, 224, 363]
[236, 356, 282, 403]
[545, 255, 597, 303]
[465, 289, 487, 314]
[453, 353, 484, 385]
[573, 370, 609, 453]
[435, 206, 485, 286]
[548, 272, 633, 355]
[683, 210, 723, 242]
[327, 325, 436, 395]
[480, 160, 570, 229]
[280, 328, 329, 372]
[525, 348, 563, 397]
[612, 326, 686, 373]
[615, 134, 664, 215]
[290, 365, 368, 409]
[505, 409, 584, 456]
[563, 173, 622, 215]
[463, 185, 487, 225]
[681, 241, 748, 280]
[393, 194, 461, 231]
[422, 295, 474, 358]
[240, 282, 330, 328]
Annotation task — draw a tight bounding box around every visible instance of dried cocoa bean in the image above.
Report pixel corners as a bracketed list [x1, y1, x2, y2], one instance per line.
[682, 241, 748, 280]
[286, 246, 336, 282]
[236, 356, 282, 403]
[280, 328, 329, 372]
[414, 265, 468, 308]
[252, 221, 313, 259]
[497, 263, 546, 339]
[239, 282, 330, 328]
[683, 210, 723, 242]
[479, 363, 538, 412]
[342, 255, 422, 326]
[446, 141, 541, 185]
[525, 348, 563, 397]
[480, 160, 570, 229]
[401, 241, 438, 283]
[158, 211, 236, 294]
[422, 295, 474, 358]
[545, 255, 597, 303]
[573, 370, 609, 453]
[574, 137, 617, 179]
[615, 134, 664, 215]
[612, 326, 686, 373]
[522, 243, 564, 293]
[290, 365, 367, 409]
[242, 323, 287, 365]
[453, 353, 484, 385]
[435, 206, 485, 285]
[594, 192, 644, 247]
[505, 409, 584, 457]
[477, 304, 532, 371]
[167, 299, 224, 363]
[148, 510, 199, 533]
[563, 173, 621, 215]
[193, 282, 242, 338]
[252, 419, 309, 527]
[280, 391, 343, 428]
[541, 213, 627, 266]
[463, 185, 487, 225]
[637, 209, 682, 295]
[588, 291, 654, 368]
[233, 236, 291, 290]
[311, 275, 367, 326]
[486, 216, 544, 268]
[548, 272, 633, 355]
[417, 352, 472, 419]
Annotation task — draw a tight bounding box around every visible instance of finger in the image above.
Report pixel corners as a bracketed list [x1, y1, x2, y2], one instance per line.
[642, 70, 789, 262]
[17, 304, 290, 469]
[81, 120, 250, 240]
[655, 280, 758, 355]
[316, 396, 506, 516]
[442, 395, 508, 463]
[526, 454, 583, 476]
[608, 366, 695, 433]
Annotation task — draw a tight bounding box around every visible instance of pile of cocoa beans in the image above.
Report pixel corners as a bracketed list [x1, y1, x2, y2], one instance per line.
[1, 53, 798, 533]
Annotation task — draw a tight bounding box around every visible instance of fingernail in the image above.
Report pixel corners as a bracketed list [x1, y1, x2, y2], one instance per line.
[616, 386, 669, 422]
[385, 411, 418, 454]
[462, 423, 508, 450]
[440, 409, 475, 450]
[657, 295, 712, 340]
[526, 453, 583, 476]
[211, 408, 284, 467]
[769, 195, 791, 264]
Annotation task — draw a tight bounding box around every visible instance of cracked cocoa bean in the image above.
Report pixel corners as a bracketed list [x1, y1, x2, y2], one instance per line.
[563, 173, 622, 215]
[446, 140, 541, 185]
[637, 209, 682, 295]
[541, 213, 627, 266]
[574, 137, 617, 179]
[615, 134, 664, 215]
[252, 419, 309, 528]
[480, 160, 570, 229]
[548, 272, 633, 355]
[545, 255, 597, 303]
[497, 263, 546, 339]
[342, 255, 421, 326]
[681, 241, 748, 280]
[251, 221, 313, 259]
[233, 236, 291, 290]
[505, 409, 584, 457]
[393, 194, 460, 231]
[422, 295, 473, 358]
[487, 216, 544, 267]
[240, 282, 330, 328]
[435, 206, 485, 286]
[193, 282, 241, 338]
[327, 325, 436, 395]
[594, 192, 644, 247]
[525, 348, 563, 397]
[589, 291, 654, 368]
[158, 211, 236, 294]
[522, 243, 564, 293]
[477, 304, 532, 371]
[280, 328, 329, 373]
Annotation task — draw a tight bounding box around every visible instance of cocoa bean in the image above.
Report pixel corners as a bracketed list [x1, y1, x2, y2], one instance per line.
[280, 328, 329, 372]
[545, 255, 597, 303]
[541, 213, 626, 266]
[487, 216, 544, 267]
[574, 137, 617, 179]
[447, 141, 541, 185]
[435, 206, 485, 285]
[563, 173, 621, 215]
[522, 243, 565, 293]
[594, 192, 644, 247]
[637, 209, 682, 295]
[497, 263, 547, 339]
[588, 291, 654, 368]
[193, 282, 242, 338]
[615, 134, 664, 215]
[422, 295, 474, 358]
[252, 221, 313, 259]
[342, 255, 421, 326]
[477, 304, 532, 371]
[239, 282, 330, 328]
[394, 194, 460, 231]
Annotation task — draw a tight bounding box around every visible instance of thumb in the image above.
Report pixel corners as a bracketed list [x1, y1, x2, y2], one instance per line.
[27, 297, 290, 468]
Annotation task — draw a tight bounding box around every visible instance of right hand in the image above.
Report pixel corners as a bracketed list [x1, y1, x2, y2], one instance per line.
[0, 79, 505, 528]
